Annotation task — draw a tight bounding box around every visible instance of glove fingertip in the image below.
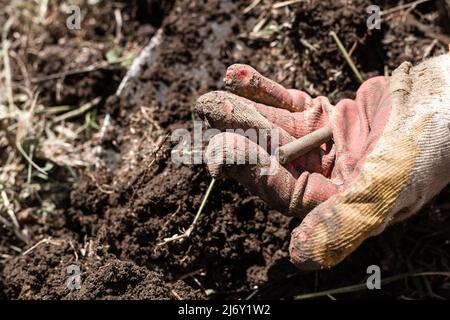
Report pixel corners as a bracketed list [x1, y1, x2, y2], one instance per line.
[205, 134, 227, 178]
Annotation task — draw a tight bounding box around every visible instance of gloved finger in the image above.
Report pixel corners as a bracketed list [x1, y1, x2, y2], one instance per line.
[196, 91, 293, 146]
[289, 56, 450, 270]
[289, 129, 422, 270]
[205, 132, 339, 217]
[224, 64, 310, 112]
[196, 91, 335, 174]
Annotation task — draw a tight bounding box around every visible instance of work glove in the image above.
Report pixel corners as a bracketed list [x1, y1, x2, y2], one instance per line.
[195, 54, 450, 270]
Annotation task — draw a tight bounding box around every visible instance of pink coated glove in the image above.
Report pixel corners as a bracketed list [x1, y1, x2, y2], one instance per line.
[195, 54, 450, 270]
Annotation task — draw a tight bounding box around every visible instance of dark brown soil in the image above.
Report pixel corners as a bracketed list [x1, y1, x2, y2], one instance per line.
[1, 0, 449, 299]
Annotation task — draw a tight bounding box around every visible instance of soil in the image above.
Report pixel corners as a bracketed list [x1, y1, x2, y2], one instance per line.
[1, 0, 449, 299]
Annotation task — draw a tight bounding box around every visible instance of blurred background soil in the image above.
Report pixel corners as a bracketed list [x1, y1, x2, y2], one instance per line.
[0, 0, 449, 299]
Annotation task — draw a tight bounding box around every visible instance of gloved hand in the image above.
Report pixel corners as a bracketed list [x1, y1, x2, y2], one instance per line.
[195, 54, 450, 270]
